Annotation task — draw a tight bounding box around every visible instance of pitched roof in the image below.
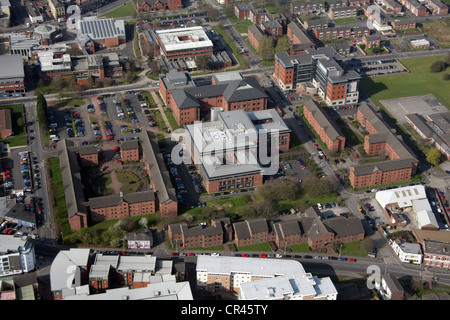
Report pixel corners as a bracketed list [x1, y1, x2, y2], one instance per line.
[0, 108, 12, 132]
[303, 99, 344, 141]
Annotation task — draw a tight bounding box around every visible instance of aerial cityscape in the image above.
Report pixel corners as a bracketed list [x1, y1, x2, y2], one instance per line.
[0, 0, 450, 306]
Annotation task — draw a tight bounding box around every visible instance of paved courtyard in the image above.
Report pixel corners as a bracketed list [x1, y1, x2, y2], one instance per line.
[379, 94, 448, 124]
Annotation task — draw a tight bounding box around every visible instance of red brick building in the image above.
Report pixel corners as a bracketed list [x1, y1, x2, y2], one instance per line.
[168, 218, 232, 249]
[390, 19, 417, 30]
[362, 34, 381, 49]
[349, 103, 418, 188]
[303, 99, 346, 153]
[87, 191, 156, 223]
[169, 76, 268, 126]
[136, 0, 183, 12]
[248, 24, 265, 52]
[120, 140, 140, 162]
[59, 131, 178, 232]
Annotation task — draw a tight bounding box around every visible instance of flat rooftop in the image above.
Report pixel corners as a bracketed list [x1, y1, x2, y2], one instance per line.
[0, 54, 24, 80]
[155, 26, 213, 52]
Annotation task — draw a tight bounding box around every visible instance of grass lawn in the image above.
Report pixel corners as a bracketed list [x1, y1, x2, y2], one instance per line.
[0, 104, 27, 147]
[337, 241, 369, 257]
[50, 157, 71, 236]
[102, 2, 136, 18]
[154, 110, 168, 131]
[165, 110, 180, 130]
[234, 19, 253, 34]
[360, 55, 450, 109]
[333, 17, 356, 24]
[288, 243, 311, 253]
[421, 18, 450, 48]
[116, 171, 140, 194]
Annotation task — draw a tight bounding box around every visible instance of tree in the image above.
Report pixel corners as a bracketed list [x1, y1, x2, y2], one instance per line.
[259, 36, 276, 61]
[36, 93, 48, 127]
[430, 60, 447, 73]
[443, 73, 450, 81]
[426, 148, 442, 166]
[196, 55, 212, 71]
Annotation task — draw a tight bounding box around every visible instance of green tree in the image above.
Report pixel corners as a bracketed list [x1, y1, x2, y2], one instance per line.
[430, 60, 446, 73]
[36, 93, 48, 127]
[259, 36, 276, 61]
[426, 148, 442, 166]
[196, 55, 212, 71]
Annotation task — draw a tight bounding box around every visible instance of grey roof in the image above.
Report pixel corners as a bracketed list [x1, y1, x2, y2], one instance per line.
[57, 139, 87, 218]
[303, 98, 344, 141]
[233, 218, 269, 240]
[222, 78, 268, 103]
[3, 203, 36, 226]
[87, 190, 155, 209]
[352, 158, 418, 176]
[77, 18, 125, 41]
[140, 130, 177, 204]
[171, 78, 267, 109]
[0, 55, 24, 80]
[322, 216, 364, 238]
[121, 139, 139, 150]
[248, 24, 265, 42]
[288, 21, 314, 45]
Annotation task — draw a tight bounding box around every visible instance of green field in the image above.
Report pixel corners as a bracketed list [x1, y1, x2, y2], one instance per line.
[360, 55, 450, 109]
[333, 17, 356, 24]
[102, 2, 136, 18]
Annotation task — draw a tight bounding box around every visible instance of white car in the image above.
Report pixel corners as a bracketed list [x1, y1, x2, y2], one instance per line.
[275, 254, 283, 258]
[317, 203, 323, 210]
[211, 253, 220, 257]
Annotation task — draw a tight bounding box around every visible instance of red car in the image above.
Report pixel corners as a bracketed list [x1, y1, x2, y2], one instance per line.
[259, 254, 267, 258]
[188, 253, 196, 256]
[314, 143, 318, 148]
[244, 53, 248, 57]
[171, 252, 180, 256]
[241, 253, 249, 257]
[348, 258, 356, 262]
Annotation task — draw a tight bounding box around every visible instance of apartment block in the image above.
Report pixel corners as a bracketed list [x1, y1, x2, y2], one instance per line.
[328, 6, 359, 19]
[120, 140, 140, 162]
[168, 218, 232, 249]
[390, 18, 417, 30]
[59, 131, 177, 232]
[290, 1, 325, 14]
[398, 0, 429, 16]
[362, 34, 381, 49]
[303, 100, 345, 153]
[274, 47, 360, 106]
[423, 0, 449, 14]
[313, 25, 370, 40]
[349, 103, 418, 188]
[136, 0, 183, 12]
[247, 24, 265, 52]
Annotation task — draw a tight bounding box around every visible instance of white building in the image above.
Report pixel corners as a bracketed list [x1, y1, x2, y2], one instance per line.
[390, 238, 423, 264]
[376, 185, 439, 229]
[239, 274, 338, 300]
[63, 280, 193, 300]
[196, 255, 337, 299]
[50, 248, 91, 299]
[0, 234, 36, 277]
